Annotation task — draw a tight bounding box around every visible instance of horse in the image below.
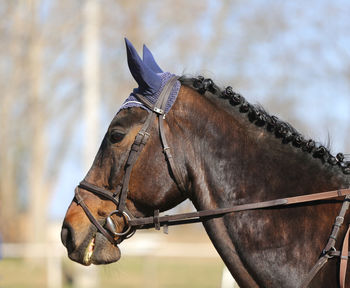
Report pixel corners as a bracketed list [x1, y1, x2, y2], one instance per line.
[61, 39, 350, 288]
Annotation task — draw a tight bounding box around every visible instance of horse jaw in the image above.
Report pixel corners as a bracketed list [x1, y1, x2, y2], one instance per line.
[67, 232, 121, 265]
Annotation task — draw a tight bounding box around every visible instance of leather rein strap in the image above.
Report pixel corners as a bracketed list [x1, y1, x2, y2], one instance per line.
[77, 179, 350, 229]
[128, 188, 350, 228]
[75, 76, 350, 287]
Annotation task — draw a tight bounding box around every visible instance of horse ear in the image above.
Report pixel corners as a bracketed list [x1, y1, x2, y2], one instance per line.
[143, 44, 163, 73]
[125, 38, 161, 96]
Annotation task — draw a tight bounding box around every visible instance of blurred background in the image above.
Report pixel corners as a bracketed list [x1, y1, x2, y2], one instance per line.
[1, 0, 350, 287]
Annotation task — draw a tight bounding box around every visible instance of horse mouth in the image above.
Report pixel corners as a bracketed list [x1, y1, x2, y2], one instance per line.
[67, 231, 121, 266]
[83, 236, 95, 265]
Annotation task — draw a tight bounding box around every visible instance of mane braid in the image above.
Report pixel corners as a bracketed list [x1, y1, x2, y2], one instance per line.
[179, 75, 350, 175]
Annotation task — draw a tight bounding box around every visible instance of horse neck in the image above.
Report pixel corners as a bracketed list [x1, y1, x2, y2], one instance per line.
[170, 86, 350, 287]
[174, 87, 350, 209]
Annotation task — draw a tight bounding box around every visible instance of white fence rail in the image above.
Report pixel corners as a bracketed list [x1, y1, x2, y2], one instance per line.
[1, 223, 238, 288]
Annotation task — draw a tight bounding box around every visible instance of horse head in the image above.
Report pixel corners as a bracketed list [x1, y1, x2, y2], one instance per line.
[61, 39, 190, 265]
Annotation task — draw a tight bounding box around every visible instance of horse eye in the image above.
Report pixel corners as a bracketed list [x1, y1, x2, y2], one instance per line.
[110, 131, 125, 144]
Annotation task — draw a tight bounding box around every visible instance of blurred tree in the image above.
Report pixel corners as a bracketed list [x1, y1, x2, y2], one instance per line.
[0, 0, 350, 245]
[0, 2, 20, 241]
[27, 0, 46, 243]
[0, 0, 82, 242]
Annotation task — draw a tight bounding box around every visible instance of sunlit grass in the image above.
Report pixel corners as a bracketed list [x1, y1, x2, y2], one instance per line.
[0, 258, 47, 288]
[0, 256, 224, 288]
[101, 256, 224, 288]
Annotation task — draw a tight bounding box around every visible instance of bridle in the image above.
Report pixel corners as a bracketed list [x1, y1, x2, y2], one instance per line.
[74, 76, 186, 244]
[75, 76, 350, 287]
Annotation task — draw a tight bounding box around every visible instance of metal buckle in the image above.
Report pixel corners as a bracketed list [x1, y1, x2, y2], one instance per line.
[323, 246, 337, 259]
[105, 210, 133, 236]
[153, 107, 164, 115]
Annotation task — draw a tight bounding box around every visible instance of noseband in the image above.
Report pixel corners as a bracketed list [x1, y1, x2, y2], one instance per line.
[74, 76, 350, 287]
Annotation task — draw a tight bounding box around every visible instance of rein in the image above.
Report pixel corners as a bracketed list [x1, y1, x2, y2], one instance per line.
[77, 180, 350, 229]
[75, 77, 350, 287]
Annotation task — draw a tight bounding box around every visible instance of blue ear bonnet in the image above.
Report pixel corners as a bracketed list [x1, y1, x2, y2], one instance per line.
[119, 39, 180, 114]
[121, 72, 180, 114]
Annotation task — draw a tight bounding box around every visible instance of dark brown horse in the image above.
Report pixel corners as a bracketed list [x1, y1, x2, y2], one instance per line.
[61, 40, 350, 287]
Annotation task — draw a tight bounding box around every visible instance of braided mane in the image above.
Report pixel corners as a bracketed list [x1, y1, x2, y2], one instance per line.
[179, 76, 350, 175]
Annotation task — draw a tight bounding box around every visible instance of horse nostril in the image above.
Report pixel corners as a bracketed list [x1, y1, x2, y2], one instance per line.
[61, 226, 69, 247]
[61, 223, 76, 252]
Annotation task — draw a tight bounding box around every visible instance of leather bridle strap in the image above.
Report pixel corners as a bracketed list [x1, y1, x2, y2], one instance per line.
[74, 187, 116, 244]
[75, 76, 183, 244]
[300, 194, 350, 288]
[128, 188, 350, 229]
[78, 178, 350, 233]
[159, 109, 187, 192]
[77, 181, 119, 206]
[135, 76, 186, 194]
[117, 111, 157, 212]
[340, 225, 350, 288]
[117, 76, 183, 213]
